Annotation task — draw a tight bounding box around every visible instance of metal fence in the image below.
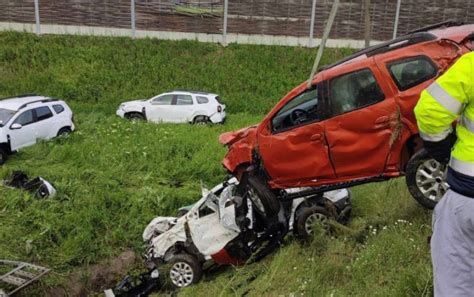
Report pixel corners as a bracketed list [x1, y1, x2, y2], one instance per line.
[0, 0, 473, 48]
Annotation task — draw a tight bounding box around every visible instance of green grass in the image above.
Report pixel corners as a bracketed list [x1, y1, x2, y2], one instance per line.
[175, 5, 223, 16]
[0, 32, 433, 296]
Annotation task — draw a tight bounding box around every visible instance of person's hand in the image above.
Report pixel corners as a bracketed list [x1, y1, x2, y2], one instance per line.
[423, 132, 457, 164]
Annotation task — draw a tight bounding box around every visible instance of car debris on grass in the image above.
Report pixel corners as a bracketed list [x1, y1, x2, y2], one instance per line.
[0, 260, 50, 296]
[1, 171, 56, 199]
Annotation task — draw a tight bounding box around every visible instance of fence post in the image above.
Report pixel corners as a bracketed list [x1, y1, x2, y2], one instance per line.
[131, 0, 136, 38]
[34, 0, 41, 35]
[222, 0, 229, 46]
[393, 0, 402, 38]
[308, 0, 317, 47]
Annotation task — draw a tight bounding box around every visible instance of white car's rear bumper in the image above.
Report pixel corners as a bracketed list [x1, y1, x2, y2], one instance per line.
[210, 111, 226, 124]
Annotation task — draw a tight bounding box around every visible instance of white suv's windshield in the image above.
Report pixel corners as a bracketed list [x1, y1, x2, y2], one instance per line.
[0, 108, 16, 127]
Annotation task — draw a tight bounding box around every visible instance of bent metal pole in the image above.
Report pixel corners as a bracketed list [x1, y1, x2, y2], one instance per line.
[393, 0, 402, 39]
[131, 0, 136, 38]
[307, 0, 339, 88]
[34, 0, 40, 35]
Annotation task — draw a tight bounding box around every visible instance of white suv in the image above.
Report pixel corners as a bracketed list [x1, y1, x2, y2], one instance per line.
[116, 90, 226, 124]
[0, 95, 75, 164]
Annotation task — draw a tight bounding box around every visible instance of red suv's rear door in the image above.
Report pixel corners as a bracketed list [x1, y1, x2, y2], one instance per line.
[323, 59, 397, 181]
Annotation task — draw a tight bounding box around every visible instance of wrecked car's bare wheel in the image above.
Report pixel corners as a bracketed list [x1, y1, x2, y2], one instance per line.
[406, 149, 449, 209]
[295, 206, 330, 241]
[168, 254, 202, 289]
[247, 175, 280, 219]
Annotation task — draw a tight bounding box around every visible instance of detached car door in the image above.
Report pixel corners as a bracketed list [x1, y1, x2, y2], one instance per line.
[323, 62, 397, 180]
[188, 197, 239, 257]
[257, 85, 336, 188]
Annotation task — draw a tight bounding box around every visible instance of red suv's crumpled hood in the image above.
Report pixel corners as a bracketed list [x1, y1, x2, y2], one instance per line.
[219, 125, 257, 146]
[219, 125, 258, 173]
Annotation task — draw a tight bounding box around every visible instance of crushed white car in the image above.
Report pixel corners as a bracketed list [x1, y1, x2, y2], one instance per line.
[0, 94, 75, 164]
[142, 178, 351, 288]
[116, 90, 226, 124]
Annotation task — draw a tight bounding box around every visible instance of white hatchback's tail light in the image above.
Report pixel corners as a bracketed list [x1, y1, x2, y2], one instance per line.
[217, 105, 222, 113]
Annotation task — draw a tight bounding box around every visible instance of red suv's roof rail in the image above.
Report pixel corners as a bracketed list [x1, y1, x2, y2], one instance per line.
[321, 32, 437, 71]
[407, 20, 464, 35]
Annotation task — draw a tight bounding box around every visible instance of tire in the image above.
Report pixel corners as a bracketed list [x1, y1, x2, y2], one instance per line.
[57, 127, 72, 137]
[193, 116, 209, 125]
[127, 112, 145, 121]
[406, 148, 449, 209]
[168, 254, 203, 289]
[295, 206, 330, 241]
[247, 175, 280, 219]
[0, 147, 7, 165]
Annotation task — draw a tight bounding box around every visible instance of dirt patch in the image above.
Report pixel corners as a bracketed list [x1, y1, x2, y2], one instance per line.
[48, 250, 139, 297]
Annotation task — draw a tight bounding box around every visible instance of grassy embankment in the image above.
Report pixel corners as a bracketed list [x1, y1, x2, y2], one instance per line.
[0, 32, 433, 296]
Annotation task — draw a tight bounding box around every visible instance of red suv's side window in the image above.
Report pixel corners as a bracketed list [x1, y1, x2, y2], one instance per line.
[271, 87, 320, 133]
[387, 56, 438, 91]
[329, 68, 385, 116]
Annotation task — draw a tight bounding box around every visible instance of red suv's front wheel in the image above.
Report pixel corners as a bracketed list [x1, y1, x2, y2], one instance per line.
[405, 149, 449, 209]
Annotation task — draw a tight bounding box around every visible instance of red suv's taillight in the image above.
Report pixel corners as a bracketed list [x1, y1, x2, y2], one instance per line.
[217, 105, 222, 113]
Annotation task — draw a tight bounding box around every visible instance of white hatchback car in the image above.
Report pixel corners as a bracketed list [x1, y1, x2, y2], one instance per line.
[0, 95, 75, 164]
[116, 90, 226, 124]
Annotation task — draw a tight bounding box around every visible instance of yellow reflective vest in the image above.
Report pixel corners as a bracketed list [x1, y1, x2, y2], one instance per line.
[415, 51, 474, 177]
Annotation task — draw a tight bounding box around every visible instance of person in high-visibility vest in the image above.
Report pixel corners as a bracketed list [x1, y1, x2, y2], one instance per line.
[414, 51, 474, 297]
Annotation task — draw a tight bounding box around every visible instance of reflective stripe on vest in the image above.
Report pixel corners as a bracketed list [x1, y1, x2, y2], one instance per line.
[461, 114, 474, 134]
[419, 126, 453, 142]
[450, 157, 474, 177]
[427, 82, 464, 115]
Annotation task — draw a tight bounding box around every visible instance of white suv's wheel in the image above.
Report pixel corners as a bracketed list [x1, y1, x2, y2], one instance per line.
[193, 116, 209, 125]
[0, 147, 7, 165]
[168, 254, 202, 289]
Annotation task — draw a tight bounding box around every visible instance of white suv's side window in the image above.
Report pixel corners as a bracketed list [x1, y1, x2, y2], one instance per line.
[196, 96, 209, 104]
[34, 106, 53, 122]
[53, 104, 65, 114]
[13, 110, 34, 126]
[176, 95, 193, 105]
[151, 95, 173, 105]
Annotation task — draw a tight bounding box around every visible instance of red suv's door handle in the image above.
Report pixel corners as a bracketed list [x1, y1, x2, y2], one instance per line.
[374, 116, 389, 124]
[310, 133, 322, 141]
[374, 116, 391, 128]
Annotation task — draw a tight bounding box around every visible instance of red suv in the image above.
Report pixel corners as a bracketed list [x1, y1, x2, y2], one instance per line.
[220, 22, 474, 216]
